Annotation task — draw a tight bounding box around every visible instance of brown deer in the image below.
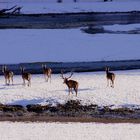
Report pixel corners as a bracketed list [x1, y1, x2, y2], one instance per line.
[105, 67, 115, 88]
[2, 65, 14, 85]
[42, 64, 52, 83]
[20, 67, 31, 87]
[61, 70, 78, 96]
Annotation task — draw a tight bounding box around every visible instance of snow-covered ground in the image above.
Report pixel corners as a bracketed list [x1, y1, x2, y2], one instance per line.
[0, 0, 140, 14]
[103, 23, 140, 31]
[0, 26, 140, 64]
[0, 70, 140, 109]
[0, 122, 140, 140]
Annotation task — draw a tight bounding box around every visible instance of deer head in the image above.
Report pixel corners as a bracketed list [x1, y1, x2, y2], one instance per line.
[61, 70, 73, 83]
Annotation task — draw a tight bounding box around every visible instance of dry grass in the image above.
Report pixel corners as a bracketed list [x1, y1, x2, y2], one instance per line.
[0, 116, 140, 124]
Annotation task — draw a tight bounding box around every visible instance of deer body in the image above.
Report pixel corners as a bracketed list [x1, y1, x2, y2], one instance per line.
[20, 67, 31, 87]
[2, 66, 14, 85]
[61, 70, 78, 96]
[42, 64, 52, 82]
[105, 67, 115, 88]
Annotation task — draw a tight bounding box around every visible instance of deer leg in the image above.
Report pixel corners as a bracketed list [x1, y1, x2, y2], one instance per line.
[11, 77, 14, 85]
[47, 76, 49, 82]
[49, 75, 51, 83]
[109, 80, 112, 87]
[74, 88, 78, 97]
[111, 80, 114, 88]
[6, 79, 8, 85]
[44, 75, 47, 82]
[8, 79, 10, 85]
[107, 79, 109, 87]
[28, 80, 29, 87]
[5, 78, 7, 85]
[45, 75, 48, 82]
[109, 80, 111, 87]
[71, 88, 73, 94]
[28, 80, 31, 87]
[76, 90, 78, 97]
[44, 74, 47, 82]
[68, 88, 71, 95]
[71, 88, 73, 95]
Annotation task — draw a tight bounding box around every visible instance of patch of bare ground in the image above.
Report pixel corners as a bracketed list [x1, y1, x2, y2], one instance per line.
[0, 100, 140, 123]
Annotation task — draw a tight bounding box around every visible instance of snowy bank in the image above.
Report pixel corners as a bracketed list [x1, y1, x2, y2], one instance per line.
[0, 70, 140, 109]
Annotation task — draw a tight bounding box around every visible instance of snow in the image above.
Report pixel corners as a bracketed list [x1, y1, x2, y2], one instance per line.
[0, 122, 140, 140]
[1, 0, 140, 14]
[103, 24, 140, 31]
[0, 70, 140, 109]
[0, 27, 140, 64]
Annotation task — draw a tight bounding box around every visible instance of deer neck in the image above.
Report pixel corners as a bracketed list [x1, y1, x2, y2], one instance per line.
[21, 70, 24, 74]
[106, 70, 109, 75]
[65, 79, 69, 85]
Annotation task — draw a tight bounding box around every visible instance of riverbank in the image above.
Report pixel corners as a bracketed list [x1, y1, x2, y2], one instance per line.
[1, 11, 140, 28]
[0, 60, 140, 75]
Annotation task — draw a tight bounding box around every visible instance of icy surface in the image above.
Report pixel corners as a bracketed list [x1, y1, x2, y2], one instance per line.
[0, 28, 140, 64]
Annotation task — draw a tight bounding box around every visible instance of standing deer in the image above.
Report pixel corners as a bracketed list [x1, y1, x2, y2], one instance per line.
[61, 70, 78, 96]
[20, 67, 31, 87]
[2, 65, 14, 85]
[105, 67, 115, 88]
[42, 64, 52, 83]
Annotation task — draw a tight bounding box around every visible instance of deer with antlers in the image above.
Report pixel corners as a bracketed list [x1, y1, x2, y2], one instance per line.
[2, 65, 14, 85]
[20, 67, 31, 87]
[61, 70, 78, 96]
[105, 67, 115, 88]
[42, 64, 52, 83]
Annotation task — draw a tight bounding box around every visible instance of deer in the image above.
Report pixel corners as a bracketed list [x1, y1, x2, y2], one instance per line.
[2, 65, 14, 85]
[61, 70, 78, 96]
[105, 67, 115, 88]
[20, 67, 31, 87]
[42, 64, 52, 83]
